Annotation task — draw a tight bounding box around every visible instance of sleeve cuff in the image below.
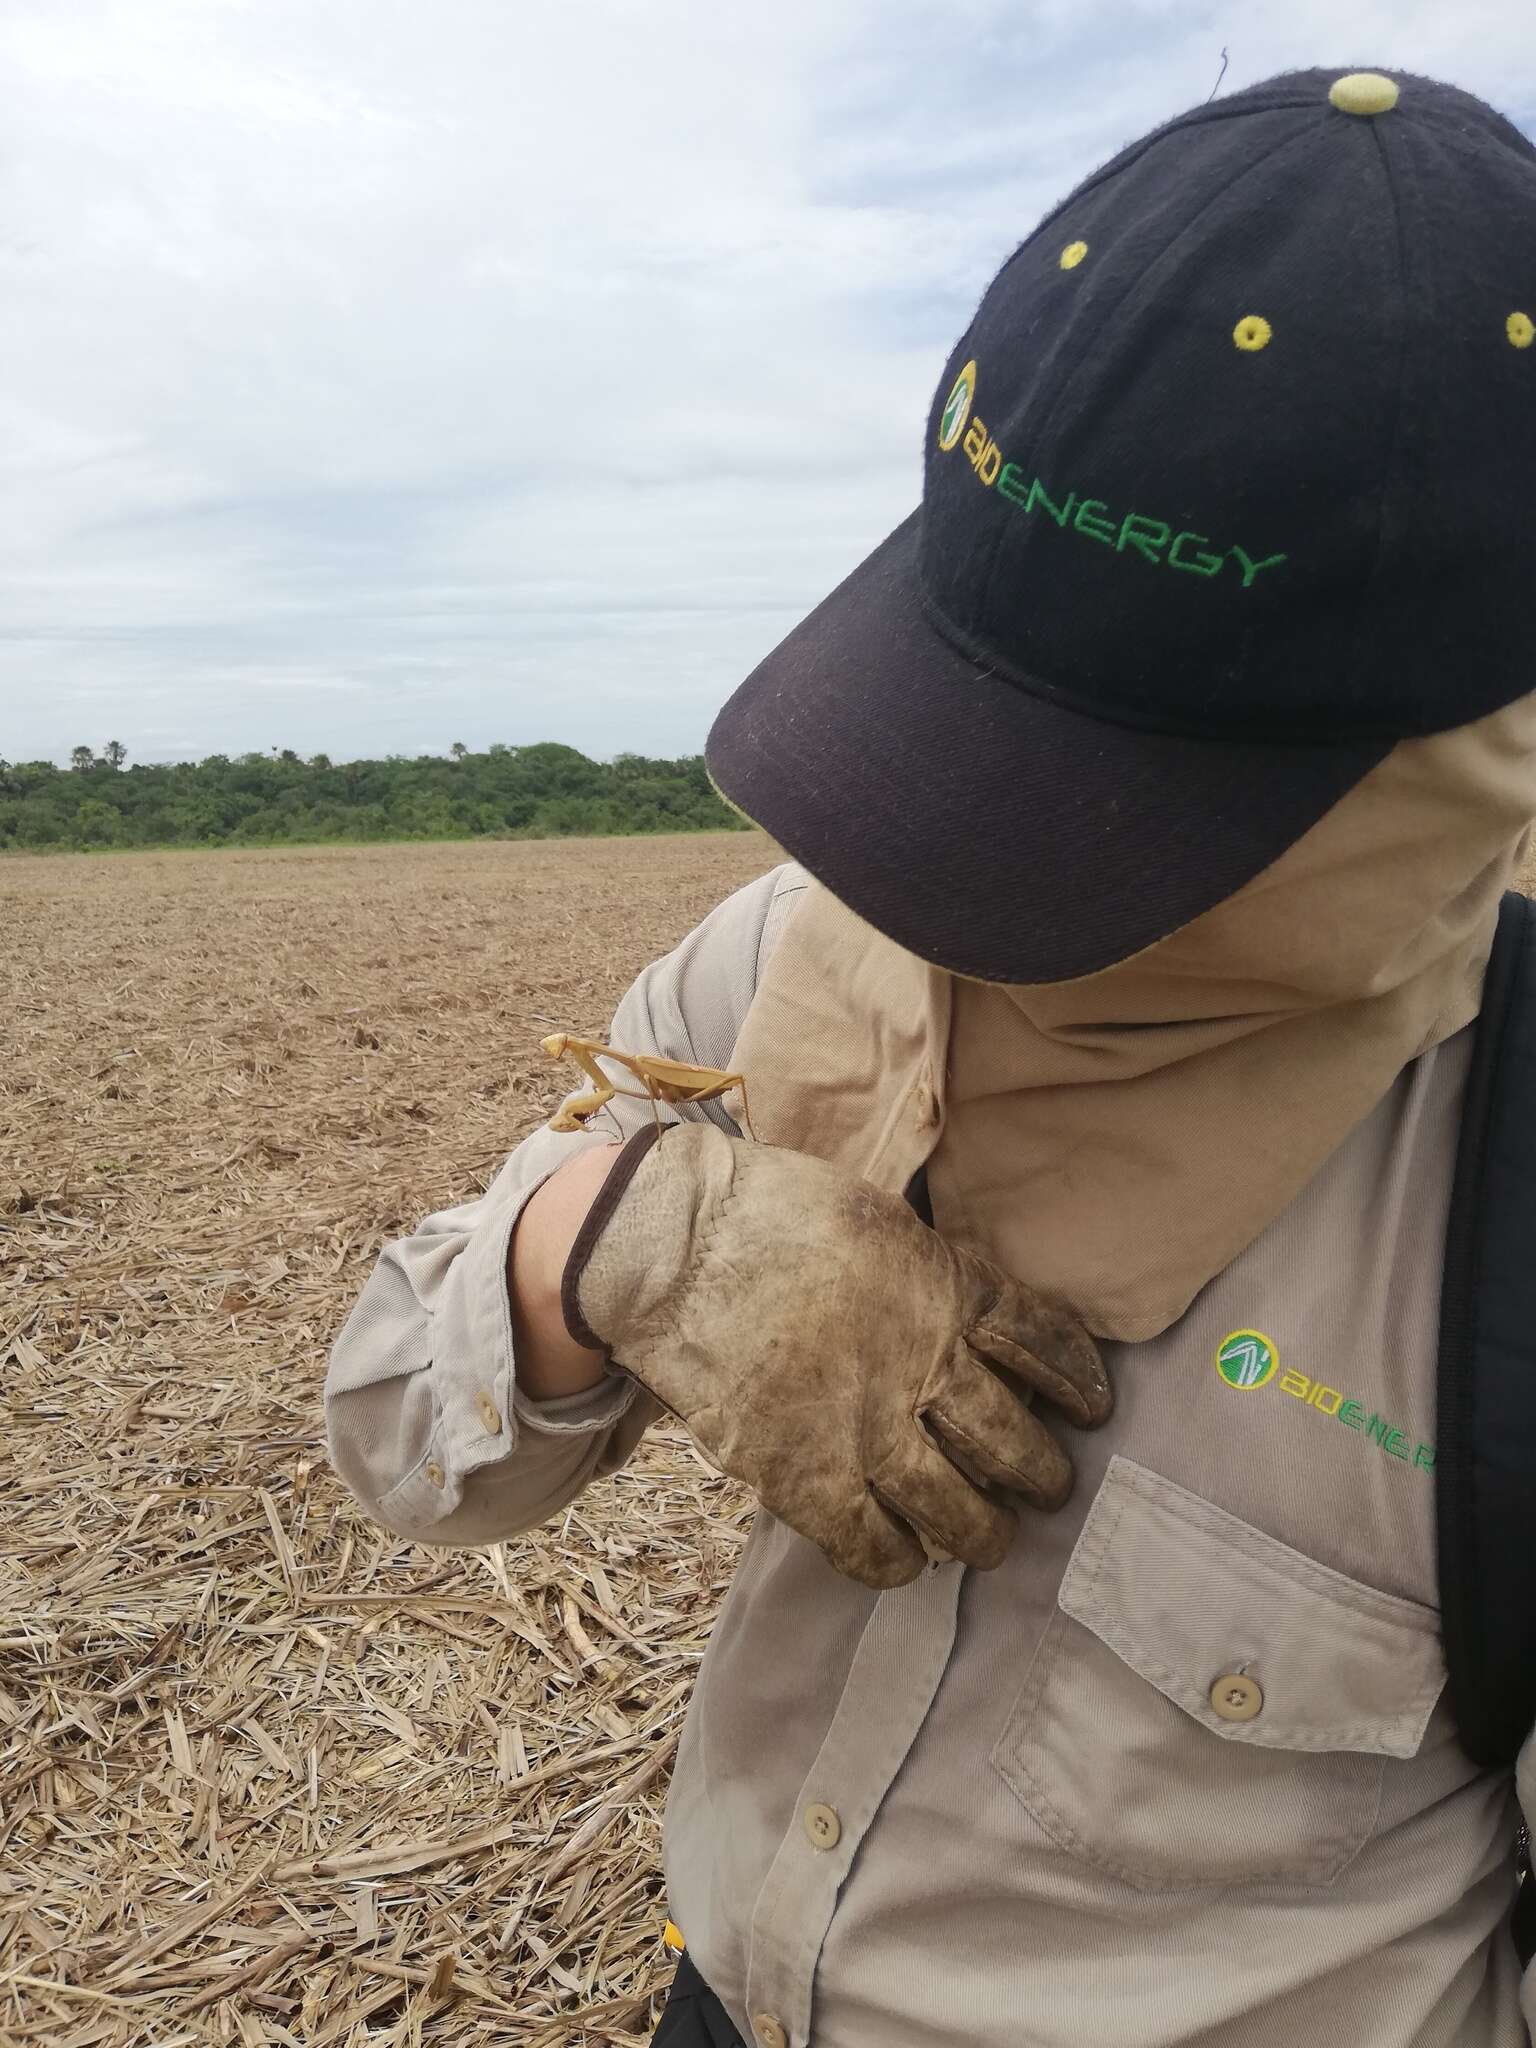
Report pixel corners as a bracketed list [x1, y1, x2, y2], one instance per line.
[513, 1372, 640, 1436]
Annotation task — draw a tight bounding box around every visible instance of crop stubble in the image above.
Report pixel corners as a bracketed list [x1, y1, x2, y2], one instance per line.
[0, 833, 779, 2048]
[11, 829, 1532, 2047]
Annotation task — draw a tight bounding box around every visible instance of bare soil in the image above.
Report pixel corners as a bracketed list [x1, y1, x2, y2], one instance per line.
[1, 832, 780, 2047]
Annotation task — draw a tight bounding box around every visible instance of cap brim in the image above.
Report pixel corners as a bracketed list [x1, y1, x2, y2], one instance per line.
[706, 512, 1391, 983]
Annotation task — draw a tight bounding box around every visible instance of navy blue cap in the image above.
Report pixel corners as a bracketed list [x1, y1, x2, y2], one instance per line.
[707, 68, 1536, 983]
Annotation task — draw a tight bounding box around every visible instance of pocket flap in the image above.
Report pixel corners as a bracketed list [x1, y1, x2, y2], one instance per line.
[1059, 1457, 1444, 1759]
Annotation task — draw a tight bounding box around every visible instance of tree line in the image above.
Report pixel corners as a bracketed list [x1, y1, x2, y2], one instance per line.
[0, 742, 751, 852]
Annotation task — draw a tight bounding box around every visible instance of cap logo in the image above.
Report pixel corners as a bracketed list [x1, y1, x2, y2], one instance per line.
[937, 360, 976, 452]
[938, 361, 1287, 591]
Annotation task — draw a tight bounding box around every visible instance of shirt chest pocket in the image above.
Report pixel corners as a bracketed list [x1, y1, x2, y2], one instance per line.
[992, 1456, 1446, 1892]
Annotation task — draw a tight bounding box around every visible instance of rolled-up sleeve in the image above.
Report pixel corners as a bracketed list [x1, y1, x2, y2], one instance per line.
[324, 861, 805, 1547]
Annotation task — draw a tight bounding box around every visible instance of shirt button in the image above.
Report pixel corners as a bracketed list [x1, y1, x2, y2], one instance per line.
[803, 1801, 842, 1850]
[425, 1459, 446, 1489]
[753, 2017, 788, 2048]
[912, 1080, 939, 1129]
[477, 1391, 502, 1434]
[1209, 1672, 1263, 1722]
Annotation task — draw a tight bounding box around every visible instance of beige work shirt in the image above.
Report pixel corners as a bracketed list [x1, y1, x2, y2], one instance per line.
[326, 865, 1535, 2048]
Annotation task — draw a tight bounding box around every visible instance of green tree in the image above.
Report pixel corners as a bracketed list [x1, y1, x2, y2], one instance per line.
[2, 740, 747, 854]
[74, 798, 122, 845]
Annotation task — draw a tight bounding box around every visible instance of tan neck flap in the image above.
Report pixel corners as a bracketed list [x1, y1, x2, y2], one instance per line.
[730, 697, 1536, 1343]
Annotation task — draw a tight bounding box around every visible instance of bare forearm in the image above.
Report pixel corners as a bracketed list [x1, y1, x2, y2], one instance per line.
[507, 1143, 621, 1399]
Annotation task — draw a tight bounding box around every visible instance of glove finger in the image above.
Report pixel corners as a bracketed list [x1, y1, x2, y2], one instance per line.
[966, 1279, 1112, 1428]
[824, 1492, 928, 1590]
[923, 1344, 1074, 1510]
[759, 1476, 927, 1591]
[870, 1440, 1016, 1574]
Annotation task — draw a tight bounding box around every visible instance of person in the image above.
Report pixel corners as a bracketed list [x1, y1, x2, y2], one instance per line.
[326, 65, 1536, 2048]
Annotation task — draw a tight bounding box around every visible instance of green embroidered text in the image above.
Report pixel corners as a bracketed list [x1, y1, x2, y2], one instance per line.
[950, 411, 1286, 589]
[1278, 1368, 1435, 1472]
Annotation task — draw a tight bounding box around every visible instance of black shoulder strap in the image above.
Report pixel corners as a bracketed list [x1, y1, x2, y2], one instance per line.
[1437, 888, 1536, 1771]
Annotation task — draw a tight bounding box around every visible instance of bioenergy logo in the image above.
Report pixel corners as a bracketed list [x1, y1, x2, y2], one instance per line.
[935, 359, 1288, 591]
[1214, 1329, 1435, 1474]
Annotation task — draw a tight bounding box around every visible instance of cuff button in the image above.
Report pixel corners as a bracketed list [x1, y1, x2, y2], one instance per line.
[804, 1801, 842, 1850]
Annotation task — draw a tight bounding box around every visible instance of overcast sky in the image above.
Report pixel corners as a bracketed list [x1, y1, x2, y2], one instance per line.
[3, 3, 1534, 768]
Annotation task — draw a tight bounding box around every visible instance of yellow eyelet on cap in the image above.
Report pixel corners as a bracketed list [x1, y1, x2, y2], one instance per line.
[1233, 314, 1272, 352]
[1508, 311, 1534, 349]
[1059, 240, 1087, 270]
[1329, 72, 1399, 116]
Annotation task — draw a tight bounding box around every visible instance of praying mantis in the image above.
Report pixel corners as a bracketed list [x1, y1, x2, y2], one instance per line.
[541, 1034, 758, 1140]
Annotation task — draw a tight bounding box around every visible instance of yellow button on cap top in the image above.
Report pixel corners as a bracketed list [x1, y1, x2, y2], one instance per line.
[1329, 71, 1399, 116]
[1210, 1671, 1264, 1722]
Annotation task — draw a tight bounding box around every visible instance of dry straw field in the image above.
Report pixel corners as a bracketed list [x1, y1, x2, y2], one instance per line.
[2, 832, 780, 2048]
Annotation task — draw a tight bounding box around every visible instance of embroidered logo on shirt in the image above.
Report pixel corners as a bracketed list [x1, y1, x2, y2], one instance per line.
[1215, 1328, 1435, 1472]
[1215, 1329, 1279, 1389]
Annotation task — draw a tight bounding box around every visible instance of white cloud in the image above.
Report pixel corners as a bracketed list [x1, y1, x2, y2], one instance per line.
[1, 0, 1533, 763]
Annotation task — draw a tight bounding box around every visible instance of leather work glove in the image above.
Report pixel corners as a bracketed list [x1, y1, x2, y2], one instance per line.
[562, 1123, 1111, 1589]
